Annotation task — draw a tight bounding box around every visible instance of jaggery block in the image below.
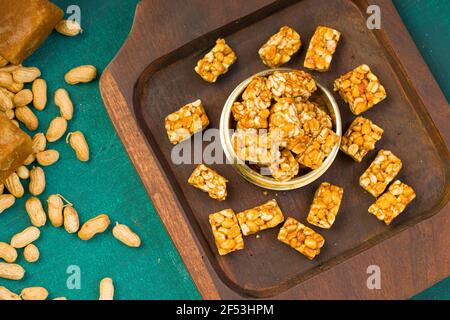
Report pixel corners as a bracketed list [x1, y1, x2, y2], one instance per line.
[188, 164, 228, 201]
[194, 38, 237, 83]
[209, 209, 244, 255]
[0, 115, 33, 184]
[304, 26, 341, 72]
[333, 64, 387, 115]
[232, 128, 279, 165]
[268, 98, 302, 147]
[259, 26, 301, 68]
[296, 128, 339, 170]
[340, 116, 384, 162]
[0, 0, 64, 64]
[360, 150, 402, 198]
[237, 199, 285, 236]
[278, 217, 325, 259]
[270, 149, 299, 182]
[164, 99, 209, 144]
[368, 180, 416, 225]
[267, 70, 317, 101]
[307, 182, 344, 229]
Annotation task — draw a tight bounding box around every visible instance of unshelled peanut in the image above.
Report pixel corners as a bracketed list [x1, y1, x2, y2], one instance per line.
[36, 150, 59, 166]
[46, 117, 67, 142]
[63, 205, 80, 233]
[16, 165, 30, 179]
[10, 226, 40, 248]
[12, 67, 41, 83]
[0, 242, 18, 263]
[112, 223, 141, 247]
[65, 65, 97, 84]
[0, 194, 15, 214]
[78, 214, 110, 240]
[32, 133, 47, 153]
[47, 194, 64, 227]
[32, 79, 47, 110]
[23, 244, 40, 263]
[0, 71, 14, 88]
[0, 286, 21, 300]
[67, 131, 89, 162]
[13, 89, 33, 107]
[54, 88, 74, 120]
[0, 88, 14, 111]
[25, 197, 47, 227]
[99, 278, 114, 300]
[15, 106, 39, 131]
[21, 287, 48, 300]
[29, 166, 46, 196]
[55, 20, 83, 36]
[0, 262, 25, 280]
[5, 173, 24, 198]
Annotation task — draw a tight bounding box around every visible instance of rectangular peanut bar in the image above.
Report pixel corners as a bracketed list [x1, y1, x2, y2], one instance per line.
[231, 128, 278, 165]
[333, 64, 387, 115]
[237, 199, 285, 236]
[259, 26, 301, 68]
[307, 182, 344, 229]
[188, 164, 228, 201]
[164, 99, 209, 144]
[360, 150, 402, 198]
[270, 149, 299, 182]
[195, 38, 237, 83]
[267, 70, 317, 101]
[368, 180, 416, 225]
[296, 128, 339, 170]
[340, 116, 384, 162]
[304, 26, 341, 72]
[209, 209, 244, 255]
[268, 98, 302, 147]
[277, 217, 325, 259]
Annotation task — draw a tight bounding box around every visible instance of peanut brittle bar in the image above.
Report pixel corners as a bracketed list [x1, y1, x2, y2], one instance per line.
[195, 38, 237, 83]
[277, 217, 325, 259]
[340, 116, 384, 162]
[209, 209, 244, 255]
[295, 101, 333, 137]
[296, 128, 339, 170]
[164, 99, 209, 144]
[333, 64, 387, 115]
[307, 182, 344, 229]
[360, 150, 402, 198]
[268, 98, 302, 147]
[267, 70, 317, 102]
[237, 199, 285, 236]
[270, 149, 299, 182]
[304, 26, 341, 72]
[188, 164, 228, 201]
[368, 180, 416, 225]
[232, 128, 280, 165]
[258, 26, 301, 68]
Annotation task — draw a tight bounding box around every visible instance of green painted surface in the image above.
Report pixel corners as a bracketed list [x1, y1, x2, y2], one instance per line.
[0, 0, 448, 300]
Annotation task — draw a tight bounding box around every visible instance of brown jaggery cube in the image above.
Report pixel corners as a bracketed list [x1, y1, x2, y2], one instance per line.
[259, 26, 301, 68]
[0, 0, 64, 64]
[360, 150, 402, 198]
[237, 199, 285, 236]
[333, 64, 387, 115]
[340, 116, 384, 162]
[270, 149, 299, 182]
[164, 99, 209, 144]
[296, 128, 339, 170]
[368, 180, 416, 225]
[0, 115, 33, 184]
[267, 70, 317, 102]
[278, 217, 325, 259]
[304, 26, 341, 72]
[195, 38, 237, 83]
[188, 164, 228, 201]
[307, 182, 344, 229]
[209, 209, 244, 255]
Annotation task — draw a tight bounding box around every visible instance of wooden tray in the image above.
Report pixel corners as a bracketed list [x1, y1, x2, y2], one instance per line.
[100, 0, 450, 299]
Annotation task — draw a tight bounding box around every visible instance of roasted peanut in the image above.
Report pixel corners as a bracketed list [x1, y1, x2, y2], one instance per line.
[47, 194, 64, 227]
[32, 79, 47, 110]
[0, 262, 25, 280]
[46, 117, 67, 142]
[0, 286, 21, 300]
[54, 88, 74, 120]
[12, 67, 41, 83]
[65, 65, 97, 84]
[67, 131, 89, 162]
[99, 278, 114, 300]
[5, 81, 24, 94]
[0, 242, 18, 263]
[36, 150, 60, 166]
[53, 297, 67, 300]
[13, 89, 33, 107]
[23, 244, 40, 263]
[21, 287, 48, 300]
[112, 223, 141, 247]
[29, 166, 46, 196]
[78, 214, 110, 240]
[0, 88, 14, 111]
[0, 194, 15, 214]
[55, 20, 83, 36]
[23, 153, 36, 165]
[10, 226, 40, 248]
[5, 172, 24, 198]
[15, 106, 39, 131]
[63, 205, 80, 233]
[0, 71, 14, 88]
[25, 197, 47, 227]
[16, 165, 30, 179]
[32, 133, 47, 153]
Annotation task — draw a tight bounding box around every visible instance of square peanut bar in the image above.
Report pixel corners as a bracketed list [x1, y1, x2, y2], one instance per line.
[268, 98, 302, 148]
[360, 150, 402, 198]
[307, 182, 344, 229]
[164, 99, 209, 144]
[304, 26, 341, 72]
[209, 209, 244, 255]
[232, 128, 280, 166]
[340, 116, 384, 162]
[296, 128, 339, 170]
[237, 199, 285, 236]
[188, 164, 228, 201]
[333, 64, 387, 115]
[259, 26, 301, 68]
[270, 149, 299, 182]
[195, 38, 237, 83]
[278, 217, 325, 259]
[267, 70, 317, 102]
[368, 180, 416, 225]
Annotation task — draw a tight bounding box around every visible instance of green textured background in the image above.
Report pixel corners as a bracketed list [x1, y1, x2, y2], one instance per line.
[0, 0, 448, 300]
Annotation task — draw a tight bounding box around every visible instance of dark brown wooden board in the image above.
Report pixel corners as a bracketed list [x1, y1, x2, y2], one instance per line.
[100, 0, 450, 299]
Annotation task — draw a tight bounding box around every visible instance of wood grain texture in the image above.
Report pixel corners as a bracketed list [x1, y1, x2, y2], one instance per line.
[100, 0, 450, 299]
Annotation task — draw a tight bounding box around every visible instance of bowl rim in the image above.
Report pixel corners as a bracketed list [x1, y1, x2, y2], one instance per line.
[219, 68, 342, 191]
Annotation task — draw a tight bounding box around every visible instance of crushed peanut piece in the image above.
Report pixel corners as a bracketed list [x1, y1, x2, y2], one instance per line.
[307, 182, 344, 229]
[267, 70, 317, 102]
[304, 26, 341, 72]
[333, 64, 387, 115]
[296, 128, 339, 170]
[164, 99, 209, 144]
[258, 26, 301, 68]
[209, 209, 244, 255]
[237, 199, 285, 236]
[340, 116, 384, 162]
[368, 180, 416, 225]
[270, 149, 299, 182]
[188, 164, 228, 201]
[232, 128, 280, 165]
[278, 217, 325, 259]
[195, 38, 237, 83]
[268, 98, 302, 147]
[360, 150, 402, 198]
